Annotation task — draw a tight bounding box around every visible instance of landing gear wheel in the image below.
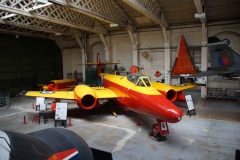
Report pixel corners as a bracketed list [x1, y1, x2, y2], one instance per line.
[149, 119, 168, 141]
[152, 125, 160, 137]
[150, 130, 167, 141]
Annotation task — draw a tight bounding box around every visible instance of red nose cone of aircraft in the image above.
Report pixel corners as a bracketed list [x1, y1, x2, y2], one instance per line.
[142, 95, 183, 123]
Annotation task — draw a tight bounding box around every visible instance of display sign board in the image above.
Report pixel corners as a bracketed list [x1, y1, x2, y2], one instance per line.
[55, 103, 68, 120]
[36, 97, 46, 111]
[185, 95, 194, 111]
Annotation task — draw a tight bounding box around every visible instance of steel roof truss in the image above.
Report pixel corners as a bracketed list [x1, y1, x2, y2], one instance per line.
[122, 0, 168, 28]
[51, 0, 132, 28]
[0, 0, 107, 33]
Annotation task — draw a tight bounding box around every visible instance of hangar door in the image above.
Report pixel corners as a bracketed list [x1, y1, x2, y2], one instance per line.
[0, 34, 62, 96]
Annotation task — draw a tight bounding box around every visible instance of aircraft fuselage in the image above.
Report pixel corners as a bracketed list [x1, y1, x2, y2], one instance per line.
[102, 74, 183, 123]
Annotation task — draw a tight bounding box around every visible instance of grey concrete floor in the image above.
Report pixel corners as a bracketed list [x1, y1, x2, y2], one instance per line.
[0, 92, 240, 160]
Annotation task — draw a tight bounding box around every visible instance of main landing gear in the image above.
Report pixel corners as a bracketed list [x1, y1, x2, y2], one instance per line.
[150, 119, 169, 141]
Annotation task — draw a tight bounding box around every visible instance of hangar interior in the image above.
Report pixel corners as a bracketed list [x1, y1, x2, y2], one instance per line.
[0, 0, 240, 160]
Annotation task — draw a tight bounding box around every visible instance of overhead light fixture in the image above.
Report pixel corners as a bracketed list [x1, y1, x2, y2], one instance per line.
[33, 0, 48, 4]
[55, 32, 62, 36]
[194, 13, 206, 20]
[110, 23, 119, 27]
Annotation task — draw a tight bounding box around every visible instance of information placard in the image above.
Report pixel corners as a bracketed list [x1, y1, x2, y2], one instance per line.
[36, 97, 46, 111]
[55, 103, 68, 120]
[185, 95, 194, 111]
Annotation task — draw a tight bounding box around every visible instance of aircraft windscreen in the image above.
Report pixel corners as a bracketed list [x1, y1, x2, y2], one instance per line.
[136, 79, 145, 87]
[142, 77, 151, 87]
[127, 74, 151, 87]
[127, 74, 141, 84]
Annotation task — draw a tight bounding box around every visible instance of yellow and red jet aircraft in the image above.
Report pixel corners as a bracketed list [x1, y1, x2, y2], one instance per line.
[42, 79, 77, 91]
[26, 73, 195, 138]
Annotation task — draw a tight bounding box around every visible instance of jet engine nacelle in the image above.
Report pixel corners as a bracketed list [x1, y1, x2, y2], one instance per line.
[152, 82, 178, 102]
[161, 89, 177, 102]
[161, 88, 186, 102]
[74, 85, 97, 110]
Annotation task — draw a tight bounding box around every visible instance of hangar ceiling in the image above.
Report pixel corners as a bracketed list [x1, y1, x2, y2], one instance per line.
[0, 0, 240, 38]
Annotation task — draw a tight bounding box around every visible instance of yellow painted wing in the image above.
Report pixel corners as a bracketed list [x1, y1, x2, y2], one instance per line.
[76, 62, 120, 65]
[26, 88, 119, 99]
[171, 83, 197, 92]
[91, 87, 118, 99]
[25, 91, 75, 99]
[51, 79, 76, 84]
[151, 82, 197, 92]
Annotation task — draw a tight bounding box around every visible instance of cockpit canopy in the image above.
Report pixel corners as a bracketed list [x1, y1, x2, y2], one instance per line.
[127, 74, 151, 87]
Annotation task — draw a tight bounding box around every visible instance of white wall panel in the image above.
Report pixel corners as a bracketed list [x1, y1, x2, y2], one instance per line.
[88, 42, 105, 63]
[139, 50, 165, 78]
[170, 27, 202, 46]
[139, 30, 164, 48]
[138, 30, 164, 79]
[111, 34, 132, 71]
[62, 47, 82, 79]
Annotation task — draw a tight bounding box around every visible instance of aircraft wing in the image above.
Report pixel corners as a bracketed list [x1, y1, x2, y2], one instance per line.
[26, 87, 119, 99]
[151, 82, 196, 92]
[196, 70, 225, 77]
[92, 87, 118, 99]
[171, 83, 197, 92]
[76, 62, 120, 65]
[25, 91, 75, 99]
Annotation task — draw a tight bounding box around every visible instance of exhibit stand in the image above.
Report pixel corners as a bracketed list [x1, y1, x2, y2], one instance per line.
[185, 95, 196, 117]
[54, 102, 68, 128]
[36, 97, 48, 124]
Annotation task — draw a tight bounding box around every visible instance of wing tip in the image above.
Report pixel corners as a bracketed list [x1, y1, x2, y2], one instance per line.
[25, 91, 38, 97]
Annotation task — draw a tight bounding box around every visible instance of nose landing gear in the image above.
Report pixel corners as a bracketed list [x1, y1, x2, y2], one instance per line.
[150, 119, 169, 141]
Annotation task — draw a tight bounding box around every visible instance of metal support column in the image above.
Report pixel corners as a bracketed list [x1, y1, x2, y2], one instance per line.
[201, 23, 208, 98]
[164, 42, 171, 84]
[99, 34, 110, 62]
[74, 33, 86, 82]
[132, 45, 138, 66]
[162, 27, 171, 84]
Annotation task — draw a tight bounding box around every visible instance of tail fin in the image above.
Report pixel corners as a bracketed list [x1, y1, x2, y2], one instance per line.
[208, 36, 240, 69]
[171, 35, 198, 75]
